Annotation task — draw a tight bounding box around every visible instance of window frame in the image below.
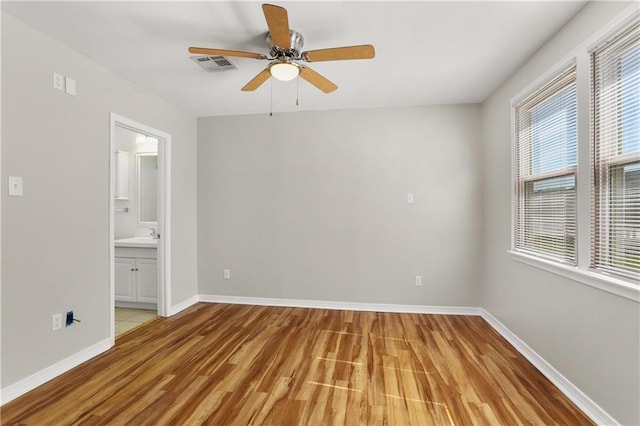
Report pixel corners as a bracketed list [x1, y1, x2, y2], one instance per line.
[509, 6, 640, 303]
[512, 63, 579, 265]
[591, 26, 640, 280]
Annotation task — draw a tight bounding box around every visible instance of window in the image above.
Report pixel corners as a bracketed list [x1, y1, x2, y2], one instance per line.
[514, 66, 578, 264]
[592, 20, 640, 280]
[510, 14, 640, 299]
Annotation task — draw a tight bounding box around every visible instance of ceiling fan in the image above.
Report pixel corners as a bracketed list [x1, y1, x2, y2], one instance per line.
[188, 3, 375, 94]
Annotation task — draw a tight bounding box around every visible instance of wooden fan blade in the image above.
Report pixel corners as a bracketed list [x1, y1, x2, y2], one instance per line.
[302, 45, 375, 62]
[299, 67, 337, 94]
[189, 47, 267, 60]
[262, 4, 291, 49]
[241, 68, 272, 91]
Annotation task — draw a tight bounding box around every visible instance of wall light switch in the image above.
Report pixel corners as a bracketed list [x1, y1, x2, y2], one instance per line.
[65, 77, 76, 96]
[8, 176, 23, 196]
[407, 193, 414, 204]
[53, 73, 65, 91]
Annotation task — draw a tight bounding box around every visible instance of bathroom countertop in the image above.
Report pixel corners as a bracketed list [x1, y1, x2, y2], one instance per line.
[114, 236, 157, 248]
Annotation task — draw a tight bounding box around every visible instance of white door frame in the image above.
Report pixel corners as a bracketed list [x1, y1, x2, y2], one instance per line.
[109, 113, 171, 345]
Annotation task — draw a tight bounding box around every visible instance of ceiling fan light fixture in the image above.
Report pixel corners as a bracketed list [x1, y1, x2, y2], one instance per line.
[269, 61, 300, 81]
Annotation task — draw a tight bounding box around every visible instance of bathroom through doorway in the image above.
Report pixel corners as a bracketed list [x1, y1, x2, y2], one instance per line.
[109, 113, 171, 343]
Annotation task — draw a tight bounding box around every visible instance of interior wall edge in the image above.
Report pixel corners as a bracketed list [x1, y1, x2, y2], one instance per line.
[167, 294, 200, 316]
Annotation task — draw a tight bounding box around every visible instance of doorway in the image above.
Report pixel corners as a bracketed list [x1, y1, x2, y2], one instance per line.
[109, 113, 171, 345]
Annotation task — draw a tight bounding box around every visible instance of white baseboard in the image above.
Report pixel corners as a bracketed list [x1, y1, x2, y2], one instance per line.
[198, 294, 482, 316]
[479, 309, 618, 426]
[168, 295, 199, 316]
[0, 338, 112, 406]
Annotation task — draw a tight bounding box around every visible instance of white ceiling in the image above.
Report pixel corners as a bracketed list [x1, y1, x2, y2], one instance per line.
[2, 1, 586, 117]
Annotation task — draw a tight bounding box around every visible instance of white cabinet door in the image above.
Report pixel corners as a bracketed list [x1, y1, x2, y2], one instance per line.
[114, 258, 136, 302]
[136, 258, 158, 303]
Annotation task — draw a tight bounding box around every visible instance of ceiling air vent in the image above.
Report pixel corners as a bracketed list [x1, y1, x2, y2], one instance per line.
[191, 55, 238, 73]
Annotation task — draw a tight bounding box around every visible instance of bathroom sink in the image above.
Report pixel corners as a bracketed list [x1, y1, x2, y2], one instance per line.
[114, 236, 157, 248]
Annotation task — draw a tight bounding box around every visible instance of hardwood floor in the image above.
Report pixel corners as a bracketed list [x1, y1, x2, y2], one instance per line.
[2, 303, 592, 425]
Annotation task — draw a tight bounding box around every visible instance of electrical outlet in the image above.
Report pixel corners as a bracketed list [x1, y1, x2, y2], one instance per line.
[52, 313, 62, 331]
[65, 77, 76, 96]
[223, 269, 231, 280]
[415, 275, 423, 287]
[407, 193, 414, 204]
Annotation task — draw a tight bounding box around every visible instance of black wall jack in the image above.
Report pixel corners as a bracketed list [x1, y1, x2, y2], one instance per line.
[65, 311, 81, 327]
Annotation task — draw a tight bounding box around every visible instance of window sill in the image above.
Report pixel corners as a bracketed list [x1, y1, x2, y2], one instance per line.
[508, 250, 640, 302]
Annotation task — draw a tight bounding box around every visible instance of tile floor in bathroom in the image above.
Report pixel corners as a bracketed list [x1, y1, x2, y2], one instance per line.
[115, 308, 157, 336]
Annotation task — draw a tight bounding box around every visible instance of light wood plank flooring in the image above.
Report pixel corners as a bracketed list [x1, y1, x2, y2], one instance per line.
[2, 303, 592, 425]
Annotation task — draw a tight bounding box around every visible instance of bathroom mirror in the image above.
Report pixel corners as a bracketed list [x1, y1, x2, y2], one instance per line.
[138, 153, 158, 223]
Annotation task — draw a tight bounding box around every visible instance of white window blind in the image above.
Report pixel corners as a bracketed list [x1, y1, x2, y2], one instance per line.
[592, 20, 640, 280]
[514, 66, 578, 263]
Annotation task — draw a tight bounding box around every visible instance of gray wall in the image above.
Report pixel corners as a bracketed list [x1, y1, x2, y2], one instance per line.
[479, 2, 639, 424]
[198, 105, 482, 306]
[1, 12, 198, 388]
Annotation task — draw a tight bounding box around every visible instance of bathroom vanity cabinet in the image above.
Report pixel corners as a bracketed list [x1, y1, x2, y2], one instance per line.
[114, 246, 157, 306]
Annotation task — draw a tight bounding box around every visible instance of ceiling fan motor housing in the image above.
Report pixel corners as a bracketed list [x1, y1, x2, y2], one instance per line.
[266, 30, 304, 59]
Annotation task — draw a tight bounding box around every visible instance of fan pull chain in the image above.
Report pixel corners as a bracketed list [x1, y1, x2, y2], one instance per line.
[270, 79, 273, 117]
[296, 77, 299, 106]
